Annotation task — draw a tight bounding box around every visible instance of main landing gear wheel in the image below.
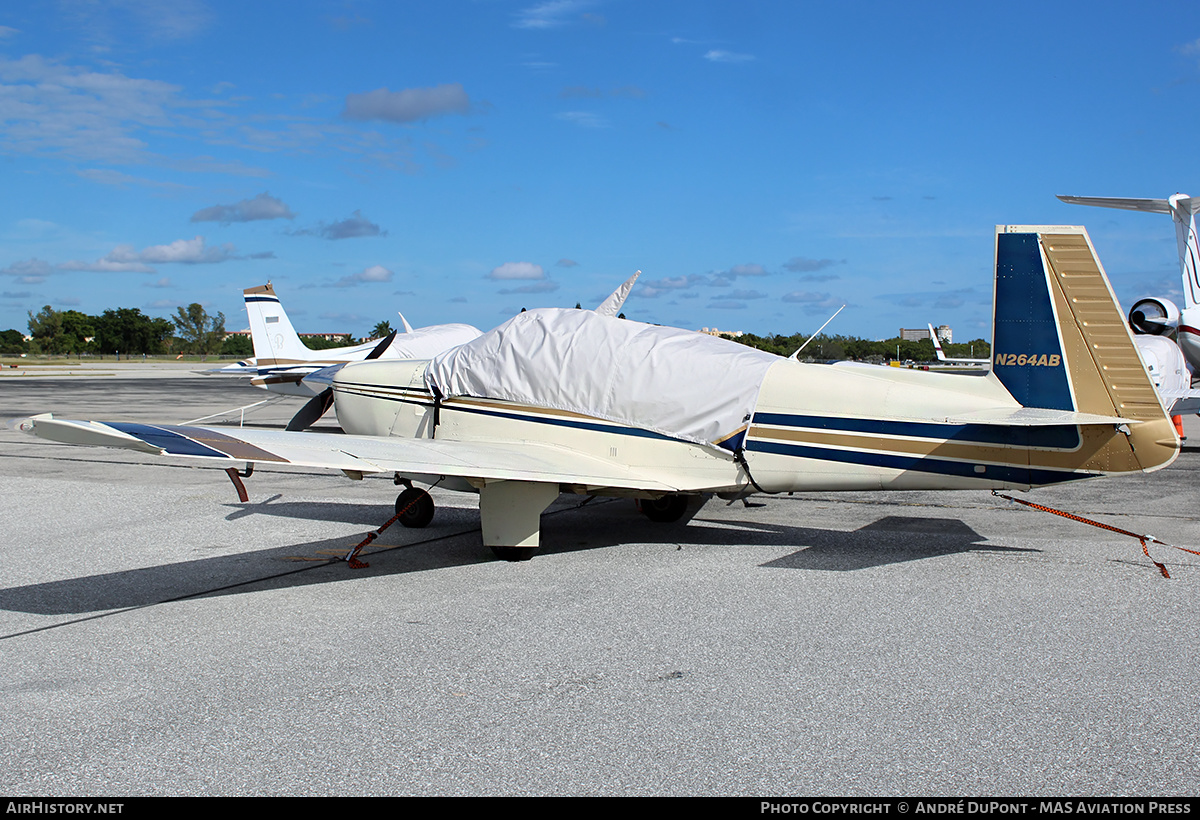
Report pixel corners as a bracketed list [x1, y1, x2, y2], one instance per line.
[395, 487, 435, 528]
[490, 546, 536, 562]
[637, 494, 690, 523]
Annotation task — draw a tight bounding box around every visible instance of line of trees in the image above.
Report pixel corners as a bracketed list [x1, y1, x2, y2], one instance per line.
[3, 302, 989, 363]
[12, 304, 234, 357]
[730, 332, 990, 363]
[5, 303, 363, 357]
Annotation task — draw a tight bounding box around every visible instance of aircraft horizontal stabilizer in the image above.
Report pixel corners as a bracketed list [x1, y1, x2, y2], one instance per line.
[939, 407, 1139, 427]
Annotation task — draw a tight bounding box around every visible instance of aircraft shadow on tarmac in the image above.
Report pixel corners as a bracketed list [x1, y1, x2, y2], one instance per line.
[0, 496, 1037, 617]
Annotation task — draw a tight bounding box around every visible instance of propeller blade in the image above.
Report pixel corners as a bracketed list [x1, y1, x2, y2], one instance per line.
[367, 330, 397, 360]
[286, 388, 334, 431]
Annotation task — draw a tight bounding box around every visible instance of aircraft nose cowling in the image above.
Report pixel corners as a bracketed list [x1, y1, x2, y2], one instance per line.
[332, 359, 435, 438]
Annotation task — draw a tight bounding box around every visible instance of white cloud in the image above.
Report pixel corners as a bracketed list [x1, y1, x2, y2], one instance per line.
[59, 236, 239, 272]
[781, 290, 830, 303]
[291, 210, 385, 240]
[725, 263, 767, 277]
[513, 1, 593, 29]
[500, 281, 559, 294]
[1, 258, 52, 283]
[0, 55, 186, 165]
[192, 192, 295, 223]
[335, 264, 394, 287]
[488, 262, 545, 280]
[124, 236, 235, 264]
[342, 84, 470, 123]
[784, 256, 843, 274]
[704, 50, 755, 63]
[555, 111, 608, 128]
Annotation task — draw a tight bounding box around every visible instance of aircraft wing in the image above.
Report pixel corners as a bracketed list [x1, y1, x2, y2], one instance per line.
[17, 415, 686, 492]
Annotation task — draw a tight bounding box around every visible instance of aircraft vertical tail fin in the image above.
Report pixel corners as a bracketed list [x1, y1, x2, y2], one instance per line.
[991, 226, 1177, 472]
[1168, 194, 1200, 309]
[1057, 194, 1200, 309]
[243, 283, 314, 365]
[927, 323, 947, 361]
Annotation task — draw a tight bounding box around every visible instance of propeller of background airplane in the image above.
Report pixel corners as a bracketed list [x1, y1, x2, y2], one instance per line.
[285, 330, 397, 431]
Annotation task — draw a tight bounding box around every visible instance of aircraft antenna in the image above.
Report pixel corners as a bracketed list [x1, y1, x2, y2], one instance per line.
[789, 305, 845, 360]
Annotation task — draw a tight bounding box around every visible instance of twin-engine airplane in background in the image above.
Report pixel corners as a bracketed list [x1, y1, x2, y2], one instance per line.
[19, 227, 1180, 561]
[1058, 193, 1200, 374]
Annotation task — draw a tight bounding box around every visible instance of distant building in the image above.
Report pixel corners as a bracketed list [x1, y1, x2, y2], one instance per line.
[223, 329, 351, 342]
[699, 327, 744, 338]
[899, 325, 953, 342]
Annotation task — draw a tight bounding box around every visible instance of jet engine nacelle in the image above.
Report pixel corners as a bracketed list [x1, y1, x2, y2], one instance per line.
[1129, 297, 1180, 336]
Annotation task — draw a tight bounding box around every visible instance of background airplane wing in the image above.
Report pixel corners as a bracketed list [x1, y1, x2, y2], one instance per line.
[18, 415, 686, 492]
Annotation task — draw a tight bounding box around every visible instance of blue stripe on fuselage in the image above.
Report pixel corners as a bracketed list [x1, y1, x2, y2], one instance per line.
[751, 412, 1081, 449]
[447, 403, 679, 441]
[746, 439, 1095, 486]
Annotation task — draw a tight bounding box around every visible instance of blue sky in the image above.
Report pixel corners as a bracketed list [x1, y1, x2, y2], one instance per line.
[1, 1, 1198, 343]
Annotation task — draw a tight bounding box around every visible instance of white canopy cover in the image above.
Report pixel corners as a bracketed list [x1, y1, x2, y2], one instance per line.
[425, 308, 780, 449]
[388, 323, 481, 359]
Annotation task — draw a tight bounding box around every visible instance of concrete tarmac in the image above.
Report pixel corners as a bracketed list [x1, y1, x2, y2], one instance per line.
[1, 375, 1198, 796]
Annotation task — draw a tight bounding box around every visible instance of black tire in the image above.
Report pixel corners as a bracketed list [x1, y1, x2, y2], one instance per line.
[638, 494, 689, 523]
[490, 545, 536, 562]
[395, 487, 435, 528]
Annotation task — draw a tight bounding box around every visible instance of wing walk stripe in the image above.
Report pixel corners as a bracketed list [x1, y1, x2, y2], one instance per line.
[108, 423, 289, 463]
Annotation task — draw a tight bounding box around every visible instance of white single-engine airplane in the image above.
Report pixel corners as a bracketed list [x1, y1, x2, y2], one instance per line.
[18, 227, 1179, 561]
[213, 282, 484, 398]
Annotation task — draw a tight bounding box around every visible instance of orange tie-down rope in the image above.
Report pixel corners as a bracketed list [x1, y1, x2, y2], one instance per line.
[992, 490, 1200, 579]
[343, 487, 435, 569]
[344, 511, 402, 569]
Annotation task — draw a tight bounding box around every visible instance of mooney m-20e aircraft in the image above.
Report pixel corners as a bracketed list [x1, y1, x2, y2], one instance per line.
[215, 282, 483, 398]
[19, 227, 1180, 561]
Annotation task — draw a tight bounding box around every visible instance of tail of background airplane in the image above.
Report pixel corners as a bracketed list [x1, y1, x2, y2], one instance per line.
[1057, 194, 1200, 309]
[927, 323, 947, 361]
[990, 225, 1176, 470]
[243, 283, 317, 364]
